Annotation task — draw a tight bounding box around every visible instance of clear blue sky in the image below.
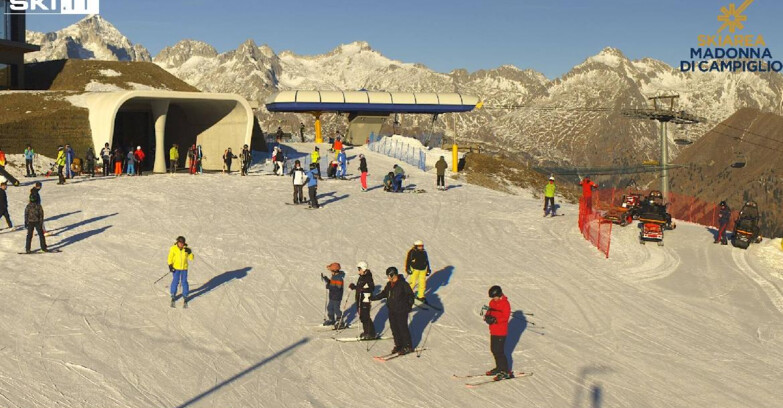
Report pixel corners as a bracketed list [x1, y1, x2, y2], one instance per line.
[26, 0, 783, 79]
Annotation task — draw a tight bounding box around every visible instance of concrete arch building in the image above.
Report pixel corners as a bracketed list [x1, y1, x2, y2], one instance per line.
[80, 91, 253, 173]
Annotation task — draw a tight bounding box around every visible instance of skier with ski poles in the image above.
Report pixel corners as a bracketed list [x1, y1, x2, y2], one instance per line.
[168, 236, 194, 308]
[483, 285, 513, 381]
[349, 261, 376, 339]
[369, 267, 414, 355]
[321, 262, 345, 327]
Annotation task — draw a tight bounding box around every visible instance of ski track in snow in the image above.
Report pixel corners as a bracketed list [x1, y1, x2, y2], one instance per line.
[0, 143, 782, 407]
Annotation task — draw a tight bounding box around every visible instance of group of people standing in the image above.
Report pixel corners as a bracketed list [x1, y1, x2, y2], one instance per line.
[317, 240, 515, 381]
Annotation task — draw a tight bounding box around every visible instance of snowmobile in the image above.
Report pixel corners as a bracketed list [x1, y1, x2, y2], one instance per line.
[731, 201, 762, 249]
[604, 193, 643, 226]
[641, 190, 676, 230]
[638, 210, 667, 246]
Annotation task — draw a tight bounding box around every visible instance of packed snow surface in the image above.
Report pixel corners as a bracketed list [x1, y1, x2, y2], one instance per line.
[0, 145, 782, 407]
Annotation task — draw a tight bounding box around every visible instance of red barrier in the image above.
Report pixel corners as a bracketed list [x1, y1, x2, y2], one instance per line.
[591, 188, 739, 231]
[578, 197, 612, 258]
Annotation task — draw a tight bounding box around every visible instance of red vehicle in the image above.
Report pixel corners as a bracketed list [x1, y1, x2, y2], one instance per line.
[638, 210, 667, 246]
[604, 193, 643, 226]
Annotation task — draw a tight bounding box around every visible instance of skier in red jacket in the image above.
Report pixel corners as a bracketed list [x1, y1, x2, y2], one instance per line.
[484, 285, 512, 381]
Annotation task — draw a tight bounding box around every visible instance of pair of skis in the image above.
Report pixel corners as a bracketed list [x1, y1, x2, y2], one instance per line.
[453, 371, 533, 388]
[373, 347, 427, 362]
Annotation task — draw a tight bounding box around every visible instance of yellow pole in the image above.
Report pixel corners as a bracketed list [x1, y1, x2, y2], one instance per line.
[452, 143, 459, 173]
[314, 113, 323, 144]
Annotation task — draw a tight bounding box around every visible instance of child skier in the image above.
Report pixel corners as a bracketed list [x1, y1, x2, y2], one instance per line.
[349, 261, 376, 339]
[321, 262, 345, 327]
[484, 285, 512, 381]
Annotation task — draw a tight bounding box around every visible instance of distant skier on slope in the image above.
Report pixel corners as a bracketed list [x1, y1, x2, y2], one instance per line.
[715, 201, 731, 245]
[24, 193, 48, 253]
[321, 262, 346, 327]
[168, 236, 194, 308]
[435, 156, 448, 191]
[305, 163, 320, 209]
[393, 164, 406, 192]
[240, 144, 252, 176]
[310, 146, 321, 178]
[358, 154, 368, 191]
[484, 285, 513, 381]
[289, 160, 306, 204]
[336, 148, 347, 179]
[369, 267, 414, 355]
[544, 176, 557, 216]
[405, 240, 431, 302]
[349, 261, 376, 339]
[0, 181, 12, 230]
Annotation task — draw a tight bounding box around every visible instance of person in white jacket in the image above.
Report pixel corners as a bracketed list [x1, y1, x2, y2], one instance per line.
[290, 160, 307, 204]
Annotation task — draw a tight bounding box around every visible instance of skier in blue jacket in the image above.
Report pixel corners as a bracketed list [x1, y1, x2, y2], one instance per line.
[306, 163, 320, 209]
[337, 149, 347, 179]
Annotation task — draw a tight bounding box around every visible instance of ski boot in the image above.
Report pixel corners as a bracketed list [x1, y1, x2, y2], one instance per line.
[390, 346, 400, 355]
[493, 371, 514, 381]
[486, 367, 500, 376]
[183, 298, 189, 309]
[323, 319, 335, 326]
[398, 347, 412, 355]
[170, 297, 176, 308]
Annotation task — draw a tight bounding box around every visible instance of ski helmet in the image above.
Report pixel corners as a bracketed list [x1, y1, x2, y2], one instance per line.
[386, 267, 399, 277]
[357, 261, 368, 271]
[310, 163, 317, 169]
[549, 176, 555, 181]
[176, 236, 186, 244]
[488, 285, 503, 298]
[413, 240, 424, 247]
[719, 201, 727, 207]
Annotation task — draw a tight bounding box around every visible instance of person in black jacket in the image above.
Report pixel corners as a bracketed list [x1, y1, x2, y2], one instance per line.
[0, 182, 12, 229]
[358, 154, 368, 191]
[85, 147, 96, 177]
[370, 267, 414, 355]
[405, 240, 432, 302]
[24, 194, 48, 253]
[240, 144, 252, 176]
[715, 201, 731, 245]
[349, 261, 376, 339]
[322, 262, 346, 327]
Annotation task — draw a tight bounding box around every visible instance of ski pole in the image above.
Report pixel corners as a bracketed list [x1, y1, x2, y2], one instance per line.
[153, 270, 170, 284]
[334, 288, 354, 334]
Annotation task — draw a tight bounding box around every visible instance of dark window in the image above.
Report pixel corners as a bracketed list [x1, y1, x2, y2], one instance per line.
[0, 63, 10, 90]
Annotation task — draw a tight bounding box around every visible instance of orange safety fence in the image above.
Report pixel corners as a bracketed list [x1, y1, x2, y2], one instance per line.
[590, 188, 739, 231]
[578, 197, 612, 258]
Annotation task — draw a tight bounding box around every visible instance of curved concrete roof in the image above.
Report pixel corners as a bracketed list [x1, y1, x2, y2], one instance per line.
[79, 91, 254, 172]
[265, 90, 479, 114]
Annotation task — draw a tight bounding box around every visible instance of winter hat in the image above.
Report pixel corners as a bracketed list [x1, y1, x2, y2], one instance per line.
[357, 261, 368, 271]
[137, 146, 141, 150]
[327, 262, 341, 272]
[176, 236, 187, 244]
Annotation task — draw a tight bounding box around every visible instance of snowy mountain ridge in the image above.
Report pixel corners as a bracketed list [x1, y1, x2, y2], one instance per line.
[25, 16, 783, 169]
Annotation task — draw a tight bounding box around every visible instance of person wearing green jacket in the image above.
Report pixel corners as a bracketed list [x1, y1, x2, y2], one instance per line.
[169, 144, 179, 173]
[544, 176, 557, 216]
[55, 146, 66, 185]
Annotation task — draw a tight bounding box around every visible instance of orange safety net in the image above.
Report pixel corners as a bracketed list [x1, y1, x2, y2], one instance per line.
[578, 197, 612, 258]
[592, 188, 740, 229]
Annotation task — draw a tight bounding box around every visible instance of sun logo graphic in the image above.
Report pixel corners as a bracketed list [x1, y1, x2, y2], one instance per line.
[717, 0, 753, 33]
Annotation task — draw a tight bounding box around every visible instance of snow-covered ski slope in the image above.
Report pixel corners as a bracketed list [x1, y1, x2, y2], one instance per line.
[0, 144, 782, 408]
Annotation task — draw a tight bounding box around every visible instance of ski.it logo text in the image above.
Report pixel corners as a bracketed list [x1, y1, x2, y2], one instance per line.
[9, 0, 99, 15]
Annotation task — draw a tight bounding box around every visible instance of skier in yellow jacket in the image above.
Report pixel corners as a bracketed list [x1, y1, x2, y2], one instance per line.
[405, 240, 432, 302]
[55, 146, 66, 185]
[168, 236, 194, 308]
[544, 176, 556, 216]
